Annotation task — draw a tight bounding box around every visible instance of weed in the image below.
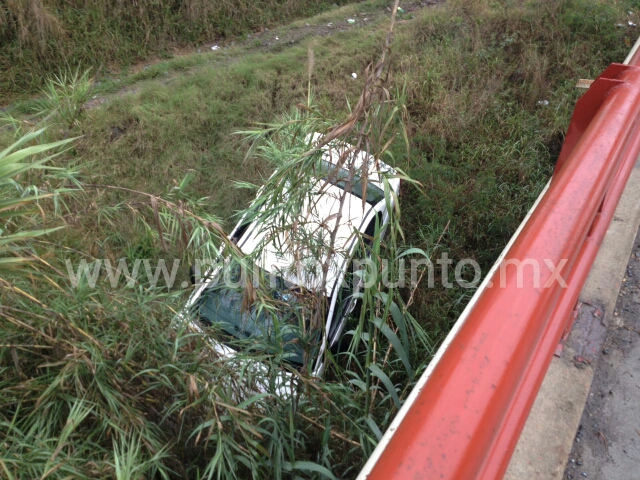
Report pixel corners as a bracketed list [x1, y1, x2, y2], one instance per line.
[0, 0, 362, 99]
[0, 129, 75, 273]
[51, 0, 634, 335]
[32, 68, 93, 130]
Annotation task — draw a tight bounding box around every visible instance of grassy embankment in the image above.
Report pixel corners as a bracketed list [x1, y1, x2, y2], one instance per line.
[0, 0, 362, 100]
[49, 0, 635, 330]
[0, 0, 637, 478]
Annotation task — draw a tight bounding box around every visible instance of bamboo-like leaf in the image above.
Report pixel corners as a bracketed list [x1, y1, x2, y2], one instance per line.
[0, 257, 36, 269]
[365, 415, 383, 441]
[395, 247, 429, 259]
[368, 363, 401, 409]
[372, 316, 412, 378]
[283, 461, 336, 480]
[0, 138, 74, 169]
[236, 392, 272, 410]
[0, 130, 75, 276]
[0, 227, 64, 246]
[375, 292, 409, 353]
[0, 128, 46, 158]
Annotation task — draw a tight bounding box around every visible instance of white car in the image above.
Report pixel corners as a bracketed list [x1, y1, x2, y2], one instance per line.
[183, 134, 400, 378]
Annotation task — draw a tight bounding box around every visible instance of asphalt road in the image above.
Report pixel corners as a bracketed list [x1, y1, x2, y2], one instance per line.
[564, 228, 640, 480]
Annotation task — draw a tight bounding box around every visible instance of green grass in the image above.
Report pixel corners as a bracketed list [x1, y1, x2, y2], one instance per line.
[0, 0, 365, 100]
[75, 41, 382, 215]
[1, 0, 639, 478]
[2, 0, 636, 358]
[50, 0, 635, 327]
[395, 0, 634, 326]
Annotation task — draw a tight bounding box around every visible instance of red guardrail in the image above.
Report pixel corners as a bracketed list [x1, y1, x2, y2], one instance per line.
[358, 54, 640, 479]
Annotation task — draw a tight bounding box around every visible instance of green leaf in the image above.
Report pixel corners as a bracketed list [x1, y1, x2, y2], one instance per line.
[236, 392, 272, 410]
[365, 415, 383, 441]
[375, 292, 409, 357]
[283, 461, 336, 480]
[0, 227, 64, 246]
[0, 193, 56, 213]
[395, 247, 429, 259]
[0, 138, 74, 169]
[0, 130, 76, 275]
[0, 128, 45, 158]
[373, 316, 412, 378]
[369, 363, 401, 409]
[348, 378, 367, 391]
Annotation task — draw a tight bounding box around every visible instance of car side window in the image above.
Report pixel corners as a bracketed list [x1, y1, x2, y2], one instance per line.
[230, 220, 251, 244]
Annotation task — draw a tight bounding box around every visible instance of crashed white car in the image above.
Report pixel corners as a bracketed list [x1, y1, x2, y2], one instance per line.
[183, 135, 400, 378]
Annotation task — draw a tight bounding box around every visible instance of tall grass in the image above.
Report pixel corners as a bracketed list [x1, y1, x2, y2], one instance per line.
[32, 68, 93, 130]
[59, 0, 634, 336]
[0, 105, 430, 480]
[0, 129, 75, 273]
[1, 0, 636, 477]
[10, 0, 630, 358]
[0, 0, 360, 99]
[0, 7, 437, 478]
[392, 0, 635, 329]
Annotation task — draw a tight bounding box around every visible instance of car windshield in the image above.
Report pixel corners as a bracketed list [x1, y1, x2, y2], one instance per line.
[196, 261, 308, 366]
[318, 159, 386, 205]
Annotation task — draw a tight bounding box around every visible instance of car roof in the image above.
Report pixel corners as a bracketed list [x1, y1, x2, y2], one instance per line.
[238, 182, 374, 294]
[236, 134, 398, 295]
